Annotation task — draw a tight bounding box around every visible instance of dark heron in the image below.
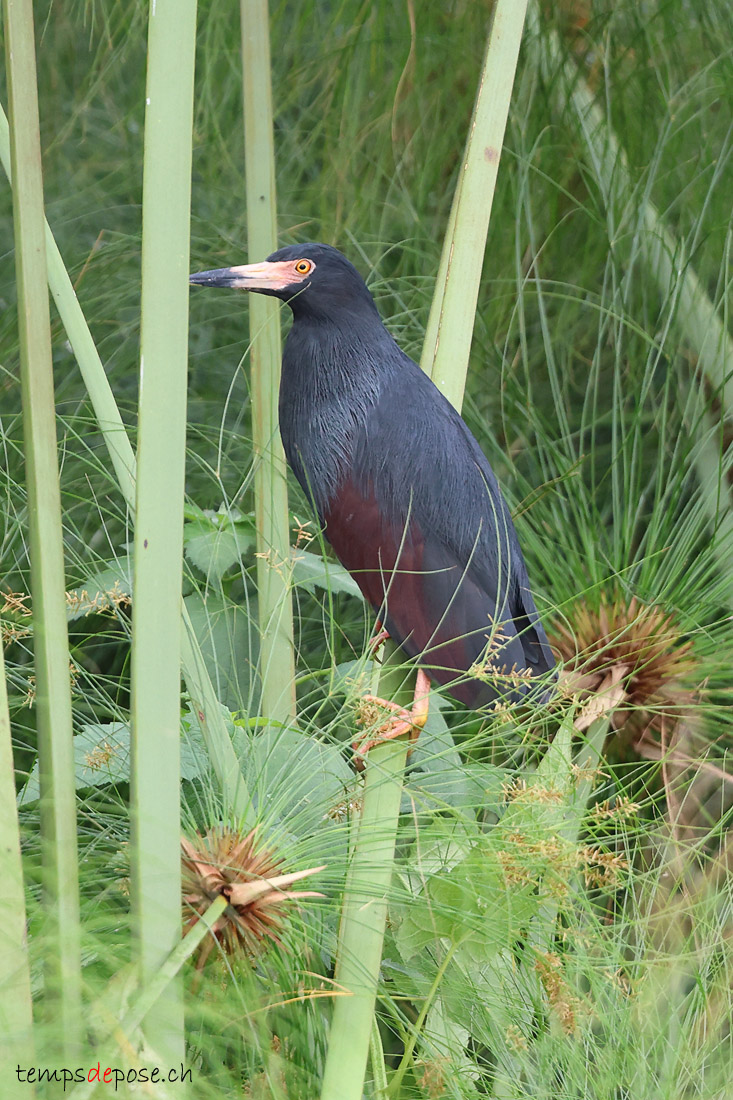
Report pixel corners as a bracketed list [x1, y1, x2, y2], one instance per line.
[190, 243, 555, 756]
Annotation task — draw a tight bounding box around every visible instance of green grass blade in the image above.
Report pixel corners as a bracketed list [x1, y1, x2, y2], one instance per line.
[3, 0, 82, 1058]
[529, 0, 733, 602]
[241, 0, 297, 725]
[0, 107, 253, 825]
[0, 643, 36, 1091]
[421, 0, 530, 410]
[130, 0, 198, 1065]
[0, 105, 136, 506]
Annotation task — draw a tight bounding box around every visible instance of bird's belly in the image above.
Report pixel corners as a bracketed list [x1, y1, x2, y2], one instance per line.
[322, 477, 527, 707]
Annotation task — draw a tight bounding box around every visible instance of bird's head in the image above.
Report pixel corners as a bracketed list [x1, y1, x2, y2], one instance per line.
[189, 242, 379, 322]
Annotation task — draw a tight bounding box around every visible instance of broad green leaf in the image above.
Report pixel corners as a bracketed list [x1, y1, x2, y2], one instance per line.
[395, 843, 537, 964]
[290, 548, 364, 600]
[20, 722, 129, 804]
[180, 704, 238, 782]
[20, 717, 211, 807]
[66, 555, 132, 621]
[183, 591, 260, 712]
[402, 818, 478, 884]
[405, 701, 507, 814]
[183, 508, 255, 582]
[494, 709, 576, 839]
[331, 658, 376, 695]
[424, 999, 477, 1083]
[535, 707, 574, 789]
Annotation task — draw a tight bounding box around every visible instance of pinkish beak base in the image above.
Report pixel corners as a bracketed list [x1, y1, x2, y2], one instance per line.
[189, 259, 304, 292]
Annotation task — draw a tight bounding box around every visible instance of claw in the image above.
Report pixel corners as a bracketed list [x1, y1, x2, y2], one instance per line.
[352, 668, 431, 768]
[368, 619, 390, 656]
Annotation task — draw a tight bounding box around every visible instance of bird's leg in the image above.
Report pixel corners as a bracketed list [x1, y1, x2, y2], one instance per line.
[368, 618, 390, 655]
[352, 667, 431, 767]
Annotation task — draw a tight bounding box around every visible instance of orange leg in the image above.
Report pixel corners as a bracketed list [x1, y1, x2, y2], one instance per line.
[368, 618, 390, 655]
[352, 667, 431, 767]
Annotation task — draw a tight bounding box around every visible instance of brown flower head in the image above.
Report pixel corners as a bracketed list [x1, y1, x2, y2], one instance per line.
[181, 827, 324, 970]
[550, 594, 697, 747]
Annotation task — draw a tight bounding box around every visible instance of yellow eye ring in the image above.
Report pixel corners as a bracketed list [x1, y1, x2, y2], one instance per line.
[294, 259, 312, 275]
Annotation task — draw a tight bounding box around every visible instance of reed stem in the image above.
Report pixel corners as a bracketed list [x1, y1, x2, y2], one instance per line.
[320, 651, 410, 1100]
[241, 0, 297, 725]
[421, 0, 530, 410]
[130, 0, 198, 1065]
[0, 642, 36, 1089]
[3, 0, 82, 1058]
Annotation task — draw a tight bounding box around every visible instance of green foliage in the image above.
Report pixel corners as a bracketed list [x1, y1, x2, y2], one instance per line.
[19, 720, 130, 804]
[1, 0, 731, 1097]
[290, 547, 365, 600]
[183, 503, 255, 582]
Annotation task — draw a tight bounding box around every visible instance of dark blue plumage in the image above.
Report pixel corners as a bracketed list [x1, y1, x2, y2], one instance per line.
[190, 242, 555, 707]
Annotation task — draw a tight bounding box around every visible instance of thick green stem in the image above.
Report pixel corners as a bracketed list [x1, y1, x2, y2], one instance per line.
[421, 0, 530, 409]
[689, 411, 733, 608]
[130, 0, 198, 1065]
[0, 643, 36, 1092]
[3, 0, 82, 1057]
[2, 107, 135, 507]
[241, 0, 297, 725]
[320, 651, 410, 1100]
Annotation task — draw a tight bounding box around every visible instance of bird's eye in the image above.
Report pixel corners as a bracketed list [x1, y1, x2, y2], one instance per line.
[294, 259, 312, 275]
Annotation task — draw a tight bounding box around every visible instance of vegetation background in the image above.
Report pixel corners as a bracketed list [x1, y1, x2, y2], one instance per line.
[0, 0, 731, 1097]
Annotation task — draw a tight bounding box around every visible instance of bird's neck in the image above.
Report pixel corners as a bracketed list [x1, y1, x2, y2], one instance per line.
[278, 314, 397, 513]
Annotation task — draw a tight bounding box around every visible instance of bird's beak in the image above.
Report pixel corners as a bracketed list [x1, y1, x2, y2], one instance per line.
[189, 259, 298, 292]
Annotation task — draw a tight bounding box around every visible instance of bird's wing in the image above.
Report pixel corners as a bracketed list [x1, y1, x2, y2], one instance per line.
[338, 360, 554, 699]
[323, 474, 530, 706]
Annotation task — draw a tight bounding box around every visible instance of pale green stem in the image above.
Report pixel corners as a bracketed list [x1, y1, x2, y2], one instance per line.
[369, 1018, 389, 1100]
[320, 647, 411, 1100]
[0, 106, 254, 826]
[129, 0, 198, 1065]
[320, 747, 408, 1099]
[0, 111, 135, 505]
[0, 642, 36, 1094]
[689, 411, 733, 608]
[421, 0, 530, 408]
[70, 895, 228, 1100]
[241, 0, 297, 725]
[3, 0, 82, 1058]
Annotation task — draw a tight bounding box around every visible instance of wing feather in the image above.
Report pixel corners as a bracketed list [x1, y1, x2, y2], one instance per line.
[324, 478, 531, 706]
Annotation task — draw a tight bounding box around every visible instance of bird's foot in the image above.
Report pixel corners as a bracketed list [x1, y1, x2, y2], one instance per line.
[352, 668, 430, 769]
[368, 619, 390, 656]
